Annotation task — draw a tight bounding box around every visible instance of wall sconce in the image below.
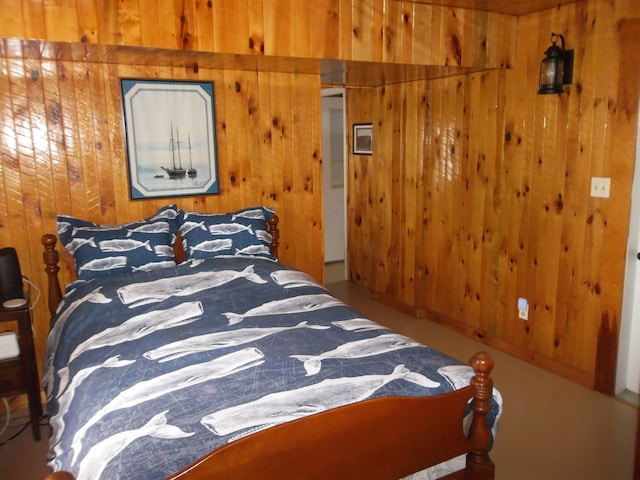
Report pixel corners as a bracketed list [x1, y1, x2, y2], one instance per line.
[537, 33, 574, 94]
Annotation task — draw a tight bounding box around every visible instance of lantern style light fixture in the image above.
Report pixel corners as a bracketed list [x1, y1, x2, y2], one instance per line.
[537, 33, 574, 94]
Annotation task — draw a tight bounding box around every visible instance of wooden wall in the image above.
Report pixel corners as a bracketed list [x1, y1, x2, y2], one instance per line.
[0, 0, 516, 382]
[0, 58, 323, 374]
[347, 0, 640, 391]
[0, 0, 514, 69]
[0, 0, 636, 392]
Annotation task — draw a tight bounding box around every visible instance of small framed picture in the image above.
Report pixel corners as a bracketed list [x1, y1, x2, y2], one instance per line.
[353, 123, 373, 155]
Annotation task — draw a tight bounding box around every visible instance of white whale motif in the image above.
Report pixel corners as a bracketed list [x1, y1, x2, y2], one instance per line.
[43, 288, 112, 396]
[65, 237, 97, 254]
[231, 209, 265, 220]
[57, 221, 72, 234]
[270, 270, 321, 289]
[208, 223, 254, 236]
[49, 356, 135, 457]
[190, 239, 233, 254]
[436, 365, 474, 390]
[99, 239, 152, 252]
[66, 301, 204, 364]
[75, 411, 193, 480]
[201, 364, 440, 437]
[182, 212, 203, 221]
[153, 244, 174, 257]
[78, 256, 128, 273]
[72, 226, 121, 235]
[255, 230, 272, 243]
[332, 318, 386, 332]
[144, 321, 330, 362]
[125, 222, 170, 235]
[151, 208, 179, 220]
[222, 293, 345, 325]
[117, 265, 267, 307]
[180, 221, 207, 235]
[70, 347, 265, 464]
[132, 260, 176, 272]
[234, 244, 269, 256]
[290, 333, 423, 376]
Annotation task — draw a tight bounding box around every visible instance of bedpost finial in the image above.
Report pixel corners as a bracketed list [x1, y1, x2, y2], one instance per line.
[42, 233, 62, 319]
[42, 233, 58, 248]
[470, 352, 494, 375]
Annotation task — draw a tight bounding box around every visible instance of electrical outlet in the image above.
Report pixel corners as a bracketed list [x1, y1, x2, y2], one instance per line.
[518, 297, 529, 321]
[590, 177, 611, 198]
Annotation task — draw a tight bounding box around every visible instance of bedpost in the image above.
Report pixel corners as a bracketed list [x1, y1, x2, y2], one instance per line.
[42, 234, 62, 318]
[467, 352, 495, 478]
[268, 215, 280, 259]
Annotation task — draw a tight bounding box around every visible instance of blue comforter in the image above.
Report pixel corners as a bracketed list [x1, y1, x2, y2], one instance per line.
[44, 256, 496, 479]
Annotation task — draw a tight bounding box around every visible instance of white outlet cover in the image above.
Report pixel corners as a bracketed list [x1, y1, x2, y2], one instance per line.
[590, 177, 611, 198]
[517, 297, 529, 320]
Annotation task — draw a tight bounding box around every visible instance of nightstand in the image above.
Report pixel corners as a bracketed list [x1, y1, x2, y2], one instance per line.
[0, 299, 42, 441]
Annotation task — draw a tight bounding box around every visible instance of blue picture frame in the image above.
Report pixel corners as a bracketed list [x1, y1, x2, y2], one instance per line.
[121, 79, 219, 199]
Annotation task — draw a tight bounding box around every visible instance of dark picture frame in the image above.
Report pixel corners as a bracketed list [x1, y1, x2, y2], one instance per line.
[121, 79, 219, 199]
[353, 123, 373, 155]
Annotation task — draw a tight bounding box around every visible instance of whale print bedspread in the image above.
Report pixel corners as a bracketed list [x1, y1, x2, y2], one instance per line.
[44, 256, 500, 480]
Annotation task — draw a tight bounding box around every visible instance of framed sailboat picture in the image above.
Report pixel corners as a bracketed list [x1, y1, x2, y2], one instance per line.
[121, 79, 219, 199]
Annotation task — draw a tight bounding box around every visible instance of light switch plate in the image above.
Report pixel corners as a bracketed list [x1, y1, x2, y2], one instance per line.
[590, 177, 611, 198]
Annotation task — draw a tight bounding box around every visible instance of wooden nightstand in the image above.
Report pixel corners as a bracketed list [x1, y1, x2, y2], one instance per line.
[0, 299, 42, 441]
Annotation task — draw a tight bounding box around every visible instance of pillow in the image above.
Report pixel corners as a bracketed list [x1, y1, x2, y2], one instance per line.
[57, 204, 181, 280]
[179, 206, 276, 261]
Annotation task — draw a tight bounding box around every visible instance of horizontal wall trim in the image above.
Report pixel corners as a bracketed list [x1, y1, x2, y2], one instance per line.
[0, 37, 494, 87]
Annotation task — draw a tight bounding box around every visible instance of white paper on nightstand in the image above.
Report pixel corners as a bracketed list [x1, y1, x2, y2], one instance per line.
[0, 331, 19, 360]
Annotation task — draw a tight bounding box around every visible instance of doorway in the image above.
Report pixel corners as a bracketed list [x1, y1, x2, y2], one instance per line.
[321, 88, 347, 283]
[616, 102, 640, 397]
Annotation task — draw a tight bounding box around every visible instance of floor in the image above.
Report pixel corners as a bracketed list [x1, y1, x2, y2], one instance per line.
[0, 262, 637, 480]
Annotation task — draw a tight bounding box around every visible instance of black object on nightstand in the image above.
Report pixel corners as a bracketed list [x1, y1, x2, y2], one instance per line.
[0, 296, 43, 441]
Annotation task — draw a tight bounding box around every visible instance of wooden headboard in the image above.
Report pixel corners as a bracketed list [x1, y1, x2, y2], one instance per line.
[41, 215, 280, 318]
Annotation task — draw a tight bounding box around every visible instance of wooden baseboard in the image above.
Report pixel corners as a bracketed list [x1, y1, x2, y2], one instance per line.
[370, 291, 424, 318]
[370, 290, 594, 390]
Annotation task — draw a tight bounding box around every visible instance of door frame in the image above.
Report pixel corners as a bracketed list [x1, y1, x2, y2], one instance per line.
[321, 87, 348, 278]
[616, 100, 640, 395]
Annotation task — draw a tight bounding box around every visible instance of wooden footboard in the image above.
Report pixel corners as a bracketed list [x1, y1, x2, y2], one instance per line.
[43, 353, 494, 480]
[166, 353, 495, 480]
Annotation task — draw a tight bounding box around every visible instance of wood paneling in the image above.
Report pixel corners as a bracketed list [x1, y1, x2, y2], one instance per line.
[0, 0, 637, 393]
[347, 0, 639, 391]
[0, 58, 322, 377]
[0, 0, 515, 69]
[400, 0, 579, 16]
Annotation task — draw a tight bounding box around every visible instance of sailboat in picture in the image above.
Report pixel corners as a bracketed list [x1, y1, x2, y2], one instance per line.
[187, 133, 197, 177]
[161, 123, 187, 178]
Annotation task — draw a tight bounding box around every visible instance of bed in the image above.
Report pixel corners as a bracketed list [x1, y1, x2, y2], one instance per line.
[40, 205, 501, 480]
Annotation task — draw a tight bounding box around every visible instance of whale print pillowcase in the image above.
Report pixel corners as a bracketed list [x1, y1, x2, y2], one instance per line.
[179, 206, 276, 262]
[57, 205, 181, 281]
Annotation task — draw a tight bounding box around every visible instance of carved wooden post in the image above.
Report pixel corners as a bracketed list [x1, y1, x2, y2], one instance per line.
[268, 214, 280, 259]
[41, 234, 62, 319]
[467, 352, 496, 479]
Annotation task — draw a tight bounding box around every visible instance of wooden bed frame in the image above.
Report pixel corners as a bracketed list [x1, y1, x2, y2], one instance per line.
[40, 215, 495, 480]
